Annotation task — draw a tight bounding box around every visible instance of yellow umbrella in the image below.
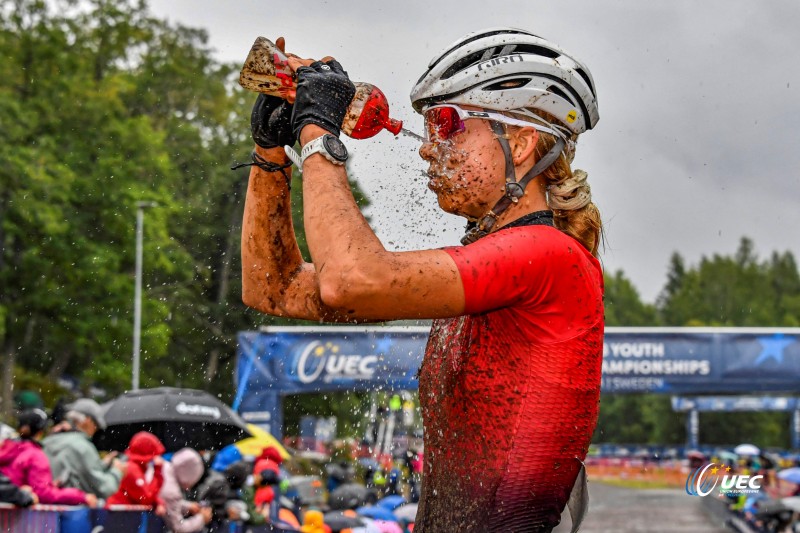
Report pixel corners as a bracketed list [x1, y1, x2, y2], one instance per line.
[235, 424, 290, 460]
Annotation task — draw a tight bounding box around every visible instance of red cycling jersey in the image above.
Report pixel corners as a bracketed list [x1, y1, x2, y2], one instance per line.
[416, 224, 604, 532]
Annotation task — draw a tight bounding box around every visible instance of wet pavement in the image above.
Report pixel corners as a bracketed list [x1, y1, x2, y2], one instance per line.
[554, 481, 730, 532]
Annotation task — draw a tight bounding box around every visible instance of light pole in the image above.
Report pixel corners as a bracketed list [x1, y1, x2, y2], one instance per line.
[133, 201, 157, 391]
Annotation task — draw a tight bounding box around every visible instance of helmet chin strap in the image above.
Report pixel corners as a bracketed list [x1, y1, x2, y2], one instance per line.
[461, 121, 566, 245]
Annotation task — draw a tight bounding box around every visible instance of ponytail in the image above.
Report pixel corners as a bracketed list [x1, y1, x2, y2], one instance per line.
[529, 112, 603, 257]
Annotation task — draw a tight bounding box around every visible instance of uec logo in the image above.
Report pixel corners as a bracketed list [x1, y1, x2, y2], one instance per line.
[685, 463, 763, 497]
[296, 341, 378, 384]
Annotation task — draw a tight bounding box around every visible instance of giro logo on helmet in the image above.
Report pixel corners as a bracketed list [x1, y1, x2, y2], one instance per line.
[477, 54, 524, 72]
[566, 110, 577, 123]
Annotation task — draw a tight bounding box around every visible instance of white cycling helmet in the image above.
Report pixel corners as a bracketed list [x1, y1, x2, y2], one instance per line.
[410, 27, 599, 135]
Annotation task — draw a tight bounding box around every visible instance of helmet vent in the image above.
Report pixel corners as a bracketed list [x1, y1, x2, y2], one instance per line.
[441, 50, 493, 79]
[441, 43, 561, 80]
[483, 78, 531, 91]
[514, 44, 560, 59]
[547, 84, 577, 106]
[575, 67, 596, 96]
[428, 29, 540, 70]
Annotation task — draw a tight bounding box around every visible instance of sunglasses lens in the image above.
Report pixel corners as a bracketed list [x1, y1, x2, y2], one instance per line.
[424, 107, 465, 141]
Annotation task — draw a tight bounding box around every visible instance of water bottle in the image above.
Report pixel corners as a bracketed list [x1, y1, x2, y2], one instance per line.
[239, 37, 403, 139]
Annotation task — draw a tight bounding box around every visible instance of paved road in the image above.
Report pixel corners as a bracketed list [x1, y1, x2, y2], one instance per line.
[554, 482, 730, 533]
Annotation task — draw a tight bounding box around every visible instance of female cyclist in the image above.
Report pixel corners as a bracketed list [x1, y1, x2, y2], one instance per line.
[241, 27, 604, 533]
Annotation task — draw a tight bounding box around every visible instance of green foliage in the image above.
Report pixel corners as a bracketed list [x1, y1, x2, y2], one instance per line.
[603, 270, 658, 326]
[659, 238, 800, 327]
[0, 0, 371, 414]
[594, 394, 685, 444]
[10, 366, 68, 411]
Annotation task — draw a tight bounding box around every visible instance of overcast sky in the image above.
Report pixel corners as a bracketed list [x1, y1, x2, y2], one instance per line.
[149, 0, 800, 303]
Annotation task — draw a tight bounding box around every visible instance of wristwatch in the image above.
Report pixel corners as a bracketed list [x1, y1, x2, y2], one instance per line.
[284, 134, 348, 171]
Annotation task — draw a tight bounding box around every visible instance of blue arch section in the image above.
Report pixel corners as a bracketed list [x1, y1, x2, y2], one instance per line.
[234, 326, 800, 437]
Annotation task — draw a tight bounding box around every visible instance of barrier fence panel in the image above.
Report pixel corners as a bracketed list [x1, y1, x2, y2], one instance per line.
[0, 504, 297, 533]
[0, 504, 59, 533]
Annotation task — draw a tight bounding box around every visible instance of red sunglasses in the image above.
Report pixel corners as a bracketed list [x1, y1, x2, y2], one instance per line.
[423, 104, 567, 142]
[423, 105, 467, 142]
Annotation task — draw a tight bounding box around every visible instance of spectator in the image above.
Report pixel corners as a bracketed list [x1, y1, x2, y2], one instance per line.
[0, 472, 36, 507]
[0, 409, 96, 506]
[223, 461, 252, 524]
[106, 431, 165, 510]
[50, 397, 68, 426]
[240, 460, 269, 525]
[192, 455, 232, 532]
[210, 444, 243, 473]
[42, 398, 125, 498]
[13, 390, 43, 411]
[300, 509, 326, 533]
[159, 448, 212, 533]
[253, 446, 284, 512]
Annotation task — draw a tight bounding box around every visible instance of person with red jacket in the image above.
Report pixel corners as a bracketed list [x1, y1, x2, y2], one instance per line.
[106, 431, 165, 511]
[0, 409, 97, 506]
[253, 446, 283, 511]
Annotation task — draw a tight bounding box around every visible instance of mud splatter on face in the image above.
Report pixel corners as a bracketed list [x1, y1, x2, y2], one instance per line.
[425, 140, 469, 188]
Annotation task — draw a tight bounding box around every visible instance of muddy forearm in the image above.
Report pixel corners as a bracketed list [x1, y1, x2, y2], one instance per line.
[300, 128, 386, 279]
[241, 146, 307, 315]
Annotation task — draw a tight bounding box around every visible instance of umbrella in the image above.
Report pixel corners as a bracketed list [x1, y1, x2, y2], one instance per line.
[235, 424, 290, 460]
[329, 483, 372, 510]
[96, 387, 250, 452]
[781, 497, 800, 512]
[761, 452, 782, 470]
[734, 443, 760, 456]
[777, 467, 800, 485]
[356, 505, 398, 522]
[323, 511, 365, 532]
[359, 457, 380, 470]
[351, 519, 383, 533]
[372, 520, 403, 533]
[377, 495, 407, 511]
[718, 451, 738, 464]
[393, 503, 418, 522]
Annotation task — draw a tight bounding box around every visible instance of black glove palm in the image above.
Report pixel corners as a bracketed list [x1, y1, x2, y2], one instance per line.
[251, 94, 296, 149]
[292, 60, 356, 139]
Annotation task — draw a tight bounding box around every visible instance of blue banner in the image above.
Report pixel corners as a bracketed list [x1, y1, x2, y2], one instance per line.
[600, 329, 800, 393]
[235, 327, 800, 436]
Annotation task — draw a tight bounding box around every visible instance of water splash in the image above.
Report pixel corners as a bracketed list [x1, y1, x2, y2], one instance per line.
[401, 128, 425, 142]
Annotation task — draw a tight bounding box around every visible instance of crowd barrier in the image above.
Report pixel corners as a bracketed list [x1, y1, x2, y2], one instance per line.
[0, 504, 297, 533]
[585, 458, 689, 487]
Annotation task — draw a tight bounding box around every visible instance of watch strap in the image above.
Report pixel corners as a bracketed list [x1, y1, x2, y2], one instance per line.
[284, 135, 344, 172]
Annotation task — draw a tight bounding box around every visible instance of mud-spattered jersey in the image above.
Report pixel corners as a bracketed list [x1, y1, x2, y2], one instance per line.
[416, 224, 604, 532]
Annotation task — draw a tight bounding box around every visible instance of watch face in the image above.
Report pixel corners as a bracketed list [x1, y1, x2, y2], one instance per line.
[322, 134, 348, 162]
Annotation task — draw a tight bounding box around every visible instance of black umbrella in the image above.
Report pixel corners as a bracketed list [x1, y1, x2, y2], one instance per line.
[322, 511, 365, 532]
[328, 482, 372, 510]
[95, 387, 250, 452]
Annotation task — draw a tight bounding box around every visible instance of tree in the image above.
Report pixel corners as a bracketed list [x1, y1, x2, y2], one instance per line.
[659, 237, 800, 327]
[603, 270, 658, 327]
[1, 0, 189, 415]
[0, 0, 373, 418]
